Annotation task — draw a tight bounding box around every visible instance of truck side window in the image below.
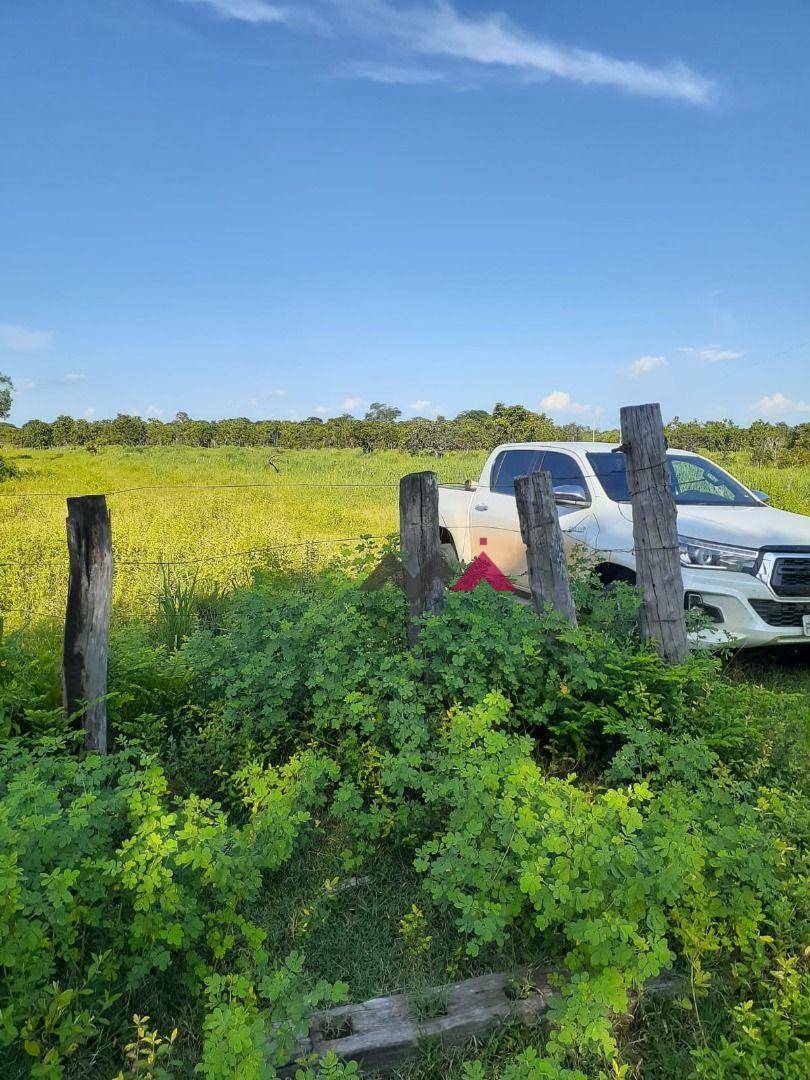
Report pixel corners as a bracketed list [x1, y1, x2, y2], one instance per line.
[490, 449, 542, 494]
[540, 451, 588, 495]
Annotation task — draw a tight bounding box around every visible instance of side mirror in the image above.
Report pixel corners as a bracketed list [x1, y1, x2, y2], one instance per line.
[553, 484, 589, 507]
[752, 489, 770, 503]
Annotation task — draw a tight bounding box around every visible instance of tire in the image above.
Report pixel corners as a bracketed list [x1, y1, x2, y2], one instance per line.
[440, 541, 460, 573]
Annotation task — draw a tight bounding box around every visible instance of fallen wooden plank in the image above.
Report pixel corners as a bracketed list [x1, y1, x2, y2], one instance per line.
[277, 968, 553, 1076]
[275, 968, 681, 1077]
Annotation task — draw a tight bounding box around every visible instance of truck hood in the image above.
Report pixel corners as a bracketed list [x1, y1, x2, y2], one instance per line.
[617, 503, 810, 549]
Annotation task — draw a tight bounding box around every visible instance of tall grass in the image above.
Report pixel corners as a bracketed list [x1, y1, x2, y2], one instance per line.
[0, 445, 806, 631]
[0, 447, 485, 628]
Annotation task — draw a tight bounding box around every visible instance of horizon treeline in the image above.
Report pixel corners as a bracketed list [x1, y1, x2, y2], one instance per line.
[2, 403, 809, 462]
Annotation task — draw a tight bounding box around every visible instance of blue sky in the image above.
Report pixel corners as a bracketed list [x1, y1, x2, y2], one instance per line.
[1, 0, 808, 427]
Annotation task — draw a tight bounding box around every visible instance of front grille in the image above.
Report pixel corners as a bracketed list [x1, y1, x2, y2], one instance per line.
[771, 557, 810, 597]
[750, 599, 810, 628]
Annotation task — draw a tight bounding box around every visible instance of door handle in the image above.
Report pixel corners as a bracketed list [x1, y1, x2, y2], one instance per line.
[475, 504, 489, 512]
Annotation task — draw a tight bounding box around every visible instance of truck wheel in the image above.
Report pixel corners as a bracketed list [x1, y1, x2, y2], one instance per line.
[597, 565, 636, 590]
[440, 542, 460, 573]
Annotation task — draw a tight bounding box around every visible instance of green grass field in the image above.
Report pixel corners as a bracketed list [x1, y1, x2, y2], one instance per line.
[0, 447, 485, 625]
[1, 445, 808, 629]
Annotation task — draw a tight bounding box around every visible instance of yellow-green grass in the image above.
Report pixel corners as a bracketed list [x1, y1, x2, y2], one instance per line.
[713, 451, 810, 516]
[1, 446, 807, 629]
[0, 447, 487, 627]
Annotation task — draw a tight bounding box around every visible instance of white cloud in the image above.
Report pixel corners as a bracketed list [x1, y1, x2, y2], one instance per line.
[314, 405, 330, 415]
[179, 0, 716, 105]
[751, 393, 810, 418]
[341, 396, 366, 413]
[680, 345, 742, 363]
[540, 389, 604, 419]
[62, 372, 87, 382]
[630, 354, 666, 377]
[337, 1, 716, 104]
[84, 407, 96, 419]
[268, 387, 287, 397]
[15, 378, 37, 392]
[0, 323, 54, 352]
[409, 398, 441, 416]
[337, 60, 444, 85]
[178, 0, 321, 28]
[144, 405, 165, 418]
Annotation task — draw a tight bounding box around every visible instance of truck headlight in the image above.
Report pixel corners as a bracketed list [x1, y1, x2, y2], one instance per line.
[678, 535, 758, 573]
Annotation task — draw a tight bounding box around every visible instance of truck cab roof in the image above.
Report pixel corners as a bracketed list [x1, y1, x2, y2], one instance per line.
[490, 441, 700, 458]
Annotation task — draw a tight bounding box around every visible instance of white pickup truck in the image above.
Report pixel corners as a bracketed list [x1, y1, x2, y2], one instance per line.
[438, 441, 810, 648]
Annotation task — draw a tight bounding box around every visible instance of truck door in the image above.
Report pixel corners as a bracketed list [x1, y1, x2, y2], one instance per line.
[468, 448, 541, 589]
[538, 451, 593, 556]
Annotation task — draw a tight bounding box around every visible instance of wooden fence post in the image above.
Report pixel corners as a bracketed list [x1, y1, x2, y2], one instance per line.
[515, 470, 578, 625]
[619, 403, 687, 664]
[62, 495, 113, 754]
[399, 471, 445, 648]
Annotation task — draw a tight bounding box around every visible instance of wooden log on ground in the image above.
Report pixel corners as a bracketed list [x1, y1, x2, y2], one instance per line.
[619, 403, 687, 663]
[399, 471, 445, 648]
[62, 495, 113, 754]
[515, 470, 577, 624]
[276, 967, 680, 1076]
[277, 969, 553, 1077]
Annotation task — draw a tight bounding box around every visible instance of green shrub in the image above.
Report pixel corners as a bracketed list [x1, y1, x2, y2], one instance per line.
[0, 736, 341, 1077]
[415, 694, 795, 1063]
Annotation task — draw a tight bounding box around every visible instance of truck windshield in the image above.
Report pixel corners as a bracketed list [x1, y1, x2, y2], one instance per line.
[586, 452, 760, 506]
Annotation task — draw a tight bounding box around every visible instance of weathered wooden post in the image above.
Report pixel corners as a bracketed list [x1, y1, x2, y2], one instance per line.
[619, 403, 687, 664]
[515, 470, 577, 625]
[62, 495, 113, 753]
[399, 471, 445, 648]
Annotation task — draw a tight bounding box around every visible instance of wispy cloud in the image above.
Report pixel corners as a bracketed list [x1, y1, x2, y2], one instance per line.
[179, 0, 324, 29]
[751, 392, 810, 417]
[179, 0, 717, 105]
[680, 345, 742, 363]
[337, 60, 444, 85]
[338, 1, 716, 104]
[62, 372, 87, 383]
[629, 354, 666, 377]
[540, 389, 604, 419]
[341, 395, 366, 413]
[0, 323, 54, 352]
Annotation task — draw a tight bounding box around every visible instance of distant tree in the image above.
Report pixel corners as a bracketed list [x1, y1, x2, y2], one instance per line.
[0, 375, 14, 479]
[365, 402, 402, 422]
[216, 418, 255, 446]
[19, 419, 54, 448]
[108, 413, 147, 446]
[304, 416, 325, 424]
[176, 419, 215, 447]
[0, 374, 11, 421]
[71, 418, 93, 446]
[146, 418, 174, 446]
[456, 409, 490, 422]
[52, 414, 76, 445]
[174, 411, 190, 423]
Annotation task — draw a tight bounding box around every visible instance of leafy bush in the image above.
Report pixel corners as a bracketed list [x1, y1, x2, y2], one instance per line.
[415, 693, 796, 1063]
[0, 572, 806, 1075]
[0, 736, 341, 1077]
